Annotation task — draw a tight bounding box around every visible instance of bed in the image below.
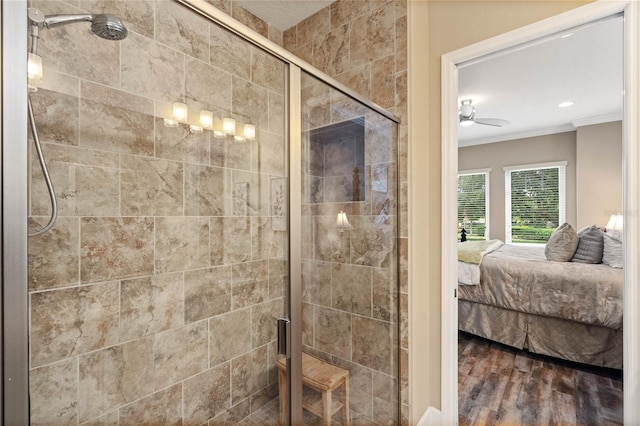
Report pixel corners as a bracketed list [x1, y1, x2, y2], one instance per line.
[458, 242, 624, 369]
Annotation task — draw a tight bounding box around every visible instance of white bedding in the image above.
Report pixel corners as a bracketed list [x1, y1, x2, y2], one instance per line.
[458, 239, 504, 285]
[458, 260, 481, 285]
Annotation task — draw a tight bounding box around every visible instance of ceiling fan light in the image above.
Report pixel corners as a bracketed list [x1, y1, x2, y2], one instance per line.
[460, 118, 474, 127]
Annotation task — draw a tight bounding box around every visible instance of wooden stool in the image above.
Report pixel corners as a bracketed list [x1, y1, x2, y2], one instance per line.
[276, 352, 350, 426]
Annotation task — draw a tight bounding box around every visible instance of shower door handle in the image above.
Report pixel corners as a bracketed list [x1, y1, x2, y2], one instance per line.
[277, 318, 290, 356]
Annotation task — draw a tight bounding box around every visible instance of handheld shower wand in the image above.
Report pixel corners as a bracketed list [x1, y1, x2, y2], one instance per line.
[26, 8, 128, 236]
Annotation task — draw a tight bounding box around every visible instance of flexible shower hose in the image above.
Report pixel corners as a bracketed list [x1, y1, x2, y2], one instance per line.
[27, 95, 58, 237]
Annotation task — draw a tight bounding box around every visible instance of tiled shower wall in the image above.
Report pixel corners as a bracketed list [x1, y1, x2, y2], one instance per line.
[280, 1, 409, 422]
[28, 0, 287, 423]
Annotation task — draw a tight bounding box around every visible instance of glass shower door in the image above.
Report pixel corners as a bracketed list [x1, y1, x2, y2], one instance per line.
[298, 70, 400, 424]
[26, 2, 288, 424]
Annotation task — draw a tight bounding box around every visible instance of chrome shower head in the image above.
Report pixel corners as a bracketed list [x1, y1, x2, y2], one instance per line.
[28, 8, 128, 42]
[89, 14, 128, 41]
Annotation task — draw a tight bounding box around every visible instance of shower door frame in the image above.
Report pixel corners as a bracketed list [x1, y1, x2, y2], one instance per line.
[1, 0, 400, 423]
[2, 0, 30, 424]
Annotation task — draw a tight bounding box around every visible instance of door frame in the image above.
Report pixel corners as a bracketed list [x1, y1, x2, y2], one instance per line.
[441, 1, 640, 424]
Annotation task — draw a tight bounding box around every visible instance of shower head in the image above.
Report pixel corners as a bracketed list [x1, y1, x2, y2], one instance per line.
[28, 8, 128, 41]
[89, 14, 128, 41]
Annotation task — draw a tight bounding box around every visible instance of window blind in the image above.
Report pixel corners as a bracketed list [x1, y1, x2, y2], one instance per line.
[505, 163, 566, 244]
[458, 172, 488, 241]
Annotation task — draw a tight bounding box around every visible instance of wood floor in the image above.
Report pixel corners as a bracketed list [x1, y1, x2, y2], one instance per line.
[458, 332, 623, 425]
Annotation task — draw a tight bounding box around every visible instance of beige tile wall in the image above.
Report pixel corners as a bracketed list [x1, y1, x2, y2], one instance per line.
[28, 0, 287, 424]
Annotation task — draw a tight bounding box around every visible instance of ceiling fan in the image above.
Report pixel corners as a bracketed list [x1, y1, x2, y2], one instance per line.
[458, 99, 510, 127]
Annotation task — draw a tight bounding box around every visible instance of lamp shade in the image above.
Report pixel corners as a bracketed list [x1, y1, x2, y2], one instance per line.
[606, 214, 623, 232]
[212, 117, 226, 138]
[172, 102, 188, 122]
[199, 110, 213, 129]
[223, 117, 236, 135]
[243, 123, 256, 140]
[335, 211, 351, 230]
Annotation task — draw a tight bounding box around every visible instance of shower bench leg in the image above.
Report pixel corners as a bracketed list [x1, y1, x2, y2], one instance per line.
[277, 353, 350, 426]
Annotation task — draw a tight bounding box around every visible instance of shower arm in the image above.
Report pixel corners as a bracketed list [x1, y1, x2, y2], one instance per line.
[41, 14, 94, 28]
[27, 9, 94, 54]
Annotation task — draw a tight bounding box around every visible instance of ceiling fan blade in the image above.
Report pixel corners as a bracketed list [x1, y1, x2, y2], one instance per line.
[474, 118, 510, 127]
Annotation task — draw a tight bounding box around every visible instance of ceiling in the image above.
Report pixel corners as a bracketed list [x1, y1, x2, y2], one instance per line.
[236, 0, 335, 31]
[458, 15, 623, 147]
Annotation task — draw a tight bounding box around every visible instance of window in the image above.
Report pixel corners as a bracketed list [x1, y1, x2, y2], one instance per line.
[458, 170, 490, 241]
[504, 162, 566, 244]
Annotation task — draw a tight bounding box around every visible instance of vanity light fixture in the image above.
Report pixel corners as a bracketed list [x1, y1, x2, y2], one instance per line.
[161, 105, 256, 141]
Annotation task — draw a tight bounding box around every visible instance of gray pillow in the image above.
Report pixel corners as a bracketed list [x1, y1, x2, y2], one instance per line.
[571, 225, 604, 264]
[602, 232, 623, 268]
[545, 222, 579, 262]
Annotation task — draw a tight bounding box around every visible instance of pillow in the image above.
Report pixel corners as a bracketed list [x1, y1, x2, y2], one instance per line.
[571, 225, 604, 264]
[602, 232, 623, 268]
[545, 222, 579, 262]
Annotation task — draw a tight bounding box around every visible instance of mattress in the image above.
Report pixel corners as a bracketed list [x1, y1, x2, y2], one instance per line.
[458, 244, 624, 329]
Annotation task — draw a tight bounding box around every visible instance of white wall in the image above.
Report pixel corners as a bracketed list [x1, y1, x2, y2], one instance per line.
[576, 121, 623, 228]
